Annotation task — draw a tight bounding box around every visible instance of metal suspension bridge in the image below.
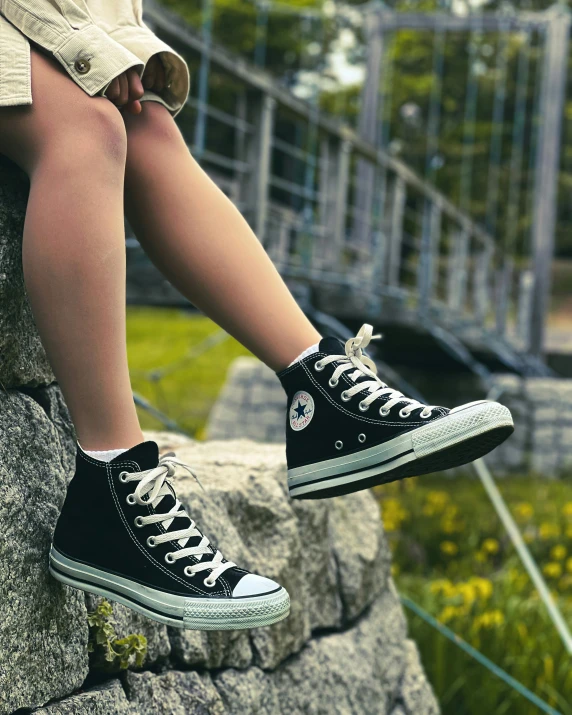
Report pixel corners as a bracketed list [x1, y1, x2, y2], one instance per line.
[130, 0, 571, 382]
[127, 2, 572, 711]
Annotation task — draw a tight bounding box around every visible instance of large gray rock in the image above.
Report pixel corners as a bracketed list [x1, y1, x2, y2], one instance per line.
[0, 157, 54, 388]
[2, 417, 438, 714]
[214, 587, 438, 715]
[0, 385, 86, 715]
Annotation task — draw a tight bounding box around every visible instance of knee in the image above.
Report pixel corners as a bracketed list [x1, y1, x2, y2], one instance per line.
[125, 101, 183, 155]
[40, 98, 128, 176]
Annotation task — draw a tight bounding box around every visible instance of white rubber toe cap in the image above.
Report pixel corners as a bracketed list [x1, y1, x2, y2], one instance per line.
[232, 573, 281, 598]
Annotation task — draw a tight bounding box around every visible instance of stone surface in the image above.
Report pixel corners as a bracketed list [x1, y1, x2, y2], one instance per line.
[124, 671, 225, 714]
[214, 587, 439, 715]
[32, 680, 129, 714]
[0, 385, 86, 715]
[0, 157, 54, 388]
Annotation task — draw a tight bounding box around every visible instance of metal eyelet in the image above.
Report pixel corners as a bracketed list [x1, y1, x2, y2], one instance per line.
[118, 471, 129, 483]
[358, 401, 369, 412]
[184, 566, 194, 578]
[335, 440, 343, 450]
[358, 433, 366, 443]
[204, 577, 216, 588]
[126, 494, 136, 505]
[379, 407, 390, 417]
[165, 552, 175, 564]
[341, 391, 351, 402]
[146, 535, 157, 548]
[134, 516, 145, 528]
[314, 360, 324, 372]
[329, 377, 339, 388]
[399, 408, 411, 419]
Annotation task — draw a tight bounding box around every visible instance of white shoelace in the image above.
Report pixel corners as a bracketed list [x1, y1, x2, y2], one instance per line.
[120, 453, 235, 586]
[315, 324, 437, 419]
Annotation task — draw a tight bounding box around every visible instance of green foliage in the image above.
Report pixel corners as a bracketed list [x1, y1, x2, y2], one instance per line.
[376, 475, 572, 715]
[87, 599, 148, 671]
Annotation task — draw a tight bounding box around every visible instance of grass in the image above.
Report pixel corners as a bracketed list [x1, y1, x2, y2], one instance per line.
[376, 475, 572, 715]
[126, 307, 251, 437]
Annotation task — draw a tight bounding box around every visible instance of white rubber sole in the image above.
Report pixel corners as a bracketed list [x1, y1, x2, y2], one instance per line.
[288, 400, 513, 499]
[49, 547, 290, 630]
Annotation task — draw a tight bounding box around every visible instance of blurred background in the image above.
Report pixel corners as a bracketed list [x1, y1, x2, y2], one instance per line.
[127, 0, 572, 712]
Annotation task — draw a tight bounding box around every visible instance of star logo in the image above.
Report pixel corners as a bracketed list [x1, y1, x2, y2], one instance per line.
[293, 401, 307, 420]
[289, 391, 315, 431]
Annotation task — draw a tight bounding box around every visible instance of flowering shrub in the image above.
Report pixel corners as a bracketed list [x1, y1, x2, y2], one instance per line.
[376, 475, 572, 715]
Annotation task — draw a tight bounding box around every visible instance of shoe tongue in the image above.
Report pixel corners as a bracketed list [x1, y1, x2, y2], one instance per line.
[110, 440, 159, 471]
[319, 336, 345, 355]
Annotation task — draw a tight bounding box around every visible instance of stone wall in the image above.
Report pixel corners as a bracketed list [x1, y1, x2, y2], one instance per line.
[486, 374, 572, 477]
[1, 400, 439, 714]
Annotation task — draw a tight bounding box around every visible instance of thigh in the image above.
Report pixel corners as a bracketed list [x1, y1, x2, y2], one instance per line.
[0, 46, 123, 175]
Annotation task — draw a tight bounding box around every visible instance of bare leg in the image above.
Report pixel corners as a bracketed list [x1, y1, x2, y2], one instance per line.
[123, 102, 320, 371]
[0, 49, 143, 449]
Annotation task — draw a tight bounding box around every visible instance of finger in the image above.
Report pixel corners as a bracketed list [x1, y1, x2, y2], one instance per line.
[126, 99, 142, 115]
[118, 72, 128, 106]
[143, 61, 156, 90]
[128, 68, 144, 101]
[106, 77, 120, 101]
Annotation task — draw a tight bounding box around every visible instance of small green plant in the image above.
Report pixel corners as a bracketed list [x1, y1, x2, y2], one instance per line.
[87, 599, 147, 670]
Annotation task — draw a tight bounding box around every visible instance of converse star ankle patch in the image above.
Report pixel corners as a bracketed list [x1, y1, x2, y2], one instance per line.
[289, 391, 315, 431]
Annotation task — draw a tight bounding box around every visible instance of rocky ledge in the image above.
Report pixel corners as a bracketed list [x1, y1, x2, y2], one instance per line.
[1, 385, 438, 715]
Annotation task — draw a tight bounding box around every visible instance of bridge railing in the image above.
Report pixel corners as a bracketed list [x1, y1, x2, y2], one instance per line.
[142, 0, 546, 356]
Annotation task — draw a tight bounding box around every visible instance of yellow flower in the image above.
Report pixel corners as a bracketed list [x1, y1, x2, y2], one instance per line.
[468, 576, 493, 600]
[482, 538, 500, 555]
[457, 582, 477, 606]
[474, 610, 505, 630]
[438, 605, 466, 624]
[430, 579, 457, 599]
[539, 522, 561, 540]
[440, 541, 458, 556]
[543, 562, 563, 579]
[562, 502, 572, 518]
[440, 518, 462, 535]
[382, 498, 409, 532]
[475, 551, 486, 563]
[514, 502, 534, 521]
[426, 491, 449, 512]
[551, 545, 567, 561]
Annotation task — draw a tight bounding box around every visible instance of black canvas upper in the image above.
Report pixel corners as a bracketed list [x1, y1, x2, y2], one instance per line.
[52, 441, 248, 598]
[277, 337, 449, 470]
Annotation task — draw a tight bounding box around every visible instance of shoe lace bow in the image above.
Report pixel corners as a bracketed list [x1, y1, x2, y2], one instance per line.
[316, 324, 437, 418]
[122, 453, 235, 585]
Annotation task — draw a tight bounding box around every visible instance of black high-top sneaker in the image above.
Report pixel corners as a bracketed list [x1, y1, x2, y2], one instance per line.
[277, 324, 514, 499]
[49, 441, 290, 630]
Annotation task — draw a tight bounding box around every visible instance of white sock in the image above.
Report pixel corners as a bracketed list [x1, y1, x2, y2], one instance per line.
[80, 444, 130, 463]
[288, 342, 320, 367]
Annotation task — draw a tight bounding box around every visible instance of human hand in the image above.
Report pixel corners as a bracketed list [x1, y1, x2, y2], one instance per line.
[105, 67, 144, 115]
